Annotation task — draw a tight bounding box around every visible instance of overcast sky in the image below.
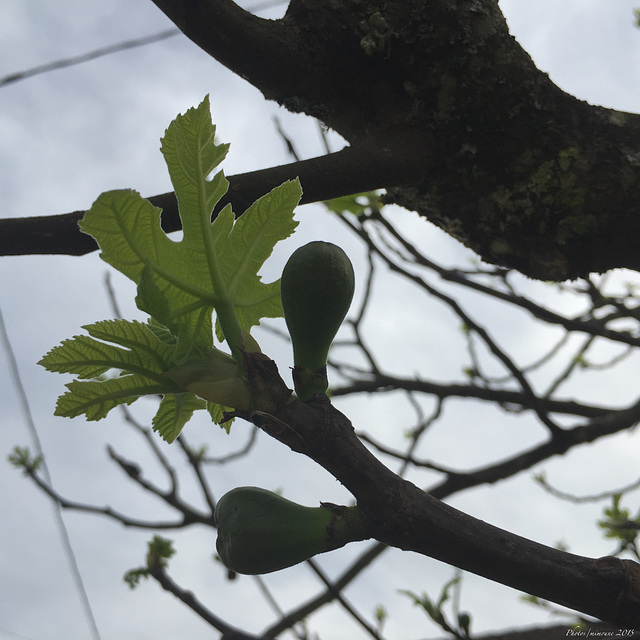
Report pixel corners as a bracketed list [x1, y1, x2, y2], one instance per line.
[1, 2, 639, 640]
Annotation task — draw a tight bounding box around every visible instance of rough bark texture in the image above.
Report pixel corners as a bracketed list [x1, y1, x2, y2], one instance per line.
[147, 0, 640, 280]
[3, 0, 639, 280]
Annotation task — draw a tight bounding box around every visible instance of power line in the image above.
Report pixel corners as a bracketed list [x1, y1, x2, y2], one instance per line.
[0, 305, 102, 640]
[0, 28, 181, 88]
[0, 1, 288, 90]
[0, 628, 40, 640]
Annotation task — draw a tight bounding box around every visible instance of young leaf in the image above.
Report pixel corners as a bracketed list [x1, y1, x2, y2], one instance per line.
[79, 95, 301, 363]
[39, 318, 185, 429]
[39, 319, 177, 379]
[56, 375, 169, 421]
[207, 402, 232, 432]
[80, 189, 217, 361]
[40, 318, 222, 442]
[212, 180, 302, 340]
[324, 191, 381, 219]
[43, 96, 302, 441]
[152, 393, 207, 443]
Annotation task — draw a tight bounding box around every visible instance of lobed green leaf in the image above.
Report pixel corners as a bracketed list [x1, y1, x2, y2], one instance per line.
[45, 95, 302, 440]
[56, 375, 169, 421]
[152, 393, 207, 443]
[39, 319, 177, 380]
[214, 180, 301, 339]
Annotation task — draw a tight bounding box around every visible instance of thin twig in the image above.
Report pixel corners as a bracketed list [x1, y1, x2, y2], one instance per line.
[343, 213, 564, 434]
[149, 563, 263, 639]
[536, 474, 640, 504]
[106, 445, 211, 523]
[176, 434, 217, 516]
[252, 575, 307, 640]
[305, 558, 387, 640]
[202, 425, 260, 464]
[21, 468, 196, 529]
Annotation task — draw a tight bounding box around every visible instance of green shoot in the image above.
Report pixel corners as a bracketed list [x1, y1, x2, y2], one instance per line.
[40, 96, 302, 442]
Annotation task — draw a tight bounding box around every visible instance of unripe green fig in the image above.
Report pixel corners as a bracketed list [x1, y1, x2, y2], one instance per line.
[280, 241, 355, 401]
[214, 486, 368, 575]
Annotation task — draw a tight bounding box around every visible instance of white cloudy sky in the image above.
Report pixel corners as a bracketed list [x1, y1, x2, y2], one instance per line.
[1, 2, 639, 640]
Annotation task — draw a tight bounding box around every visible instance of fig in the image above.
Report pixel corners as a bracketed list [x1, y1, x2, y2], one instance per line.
[280, 241, 355, 401]
[214, 486, 368, 574]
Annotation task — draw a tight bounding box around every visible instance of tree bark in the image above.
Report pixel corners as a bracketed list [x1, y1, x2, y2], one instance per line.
[0, 137, 427, 256]
[144, 0, 640, 280]
[3, 0, 639, 280]
[234, 352, 640, 626]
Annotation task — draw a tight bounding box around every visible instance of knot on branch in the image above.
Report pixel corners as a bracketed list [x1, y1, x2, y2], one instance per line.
[242, 350, 292, 414]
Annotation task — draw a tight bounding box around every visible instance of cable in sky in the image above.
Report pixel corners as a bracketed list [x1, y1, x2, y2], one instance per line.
[0, 305, 102, 640]
[0, 1, 288, 89]
[0, 28, 181, 88]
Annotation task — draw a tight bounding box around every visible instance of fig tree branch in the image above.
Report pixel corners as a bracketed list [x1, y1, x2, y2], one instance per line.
[354, 214, 640, 348]
[332, 374, 612, 418]
[264, 540, 388, 637]
[428, 399, 640, 499]
[6, 0, 640, 276]
[237, 355, 640, 625]
[149, 561, 262, 640]
[150, 0, 640, 279]
[22, 466, 203, 529]
[0, 137, 429, 257]
[305, 558, 385, 640]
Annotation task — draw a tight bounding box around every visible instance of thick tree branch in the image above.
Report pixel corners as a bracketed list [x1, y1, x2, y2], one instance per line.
[6, 0, 640, 277]
[235, 353, 640, 626]
[148, 0, 640, 280]
[148, 0, 303, 103]
[0, 137, 429, 256]
[283, 399, 640, 626]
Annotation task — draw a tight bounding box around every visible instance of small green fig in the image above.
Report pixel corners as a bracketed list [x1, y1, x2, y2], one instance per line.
[280, 241, 355, 401]
[214, 486, 368, 575]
